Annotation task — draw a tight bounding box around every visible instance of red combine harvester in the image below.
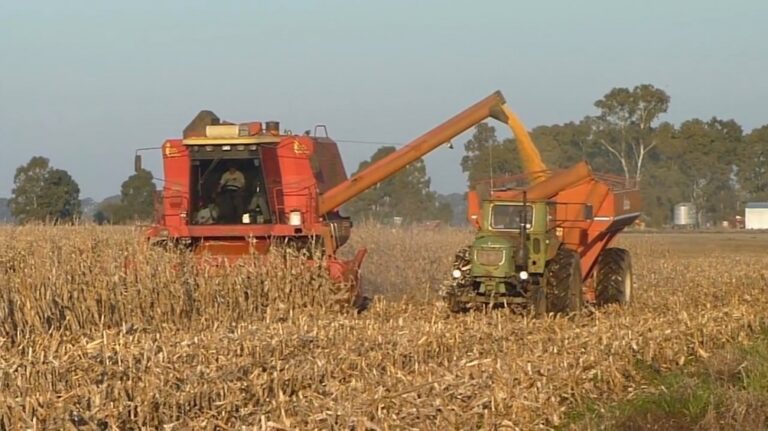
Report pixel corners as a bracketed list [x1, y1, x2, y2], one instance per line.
[135, 92, 539, 307]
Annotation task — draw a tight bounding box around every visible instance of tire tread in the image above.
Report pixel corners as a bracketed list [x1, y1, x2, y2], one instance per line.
[596, 247, 632, 305]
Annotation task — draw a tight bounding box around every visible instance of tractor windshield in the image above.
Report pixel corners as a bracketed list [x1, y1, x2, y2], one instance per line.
[490, 204, 532, 230]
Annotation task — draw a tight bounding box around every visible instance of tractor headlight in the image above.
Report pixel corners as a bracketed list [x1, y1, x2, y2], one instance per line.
[451, 269, 462, 279]
[519, 270, 529, 280]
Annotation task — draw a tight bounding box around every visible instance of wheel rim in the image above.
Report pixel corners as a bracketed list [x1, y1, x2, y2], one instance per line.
[569, 257, 583, 311]
[623, 268, 632, 304]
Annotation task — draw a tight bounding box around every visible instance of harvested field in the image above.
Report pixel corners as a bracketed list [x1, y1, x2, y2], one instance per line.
[1, 226, 767, 429]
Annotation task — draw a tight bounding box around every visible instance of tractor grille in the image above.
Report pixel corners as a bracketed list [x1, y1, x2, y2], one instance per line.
[474, 248, 505, 266]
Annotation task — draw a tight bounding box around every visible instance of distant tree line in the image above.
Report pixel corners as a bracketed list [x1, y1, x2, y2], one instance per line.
[459, 83, 767, 227]
[342, 146, 454, 224]
[8, 156, 81, 223]
[93, 168, 157, 224]
[8, 157, 156, 224]
[7, 83, 763, 227]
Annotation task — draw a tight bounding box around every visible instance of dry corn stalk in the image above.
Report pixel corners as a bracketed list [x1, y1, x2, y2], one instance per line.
[0, 224, 766, 429]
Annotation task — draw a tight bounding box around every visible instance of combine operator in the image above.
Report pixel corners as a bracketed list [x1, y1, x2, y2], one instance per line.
[217, 163, 246, 223]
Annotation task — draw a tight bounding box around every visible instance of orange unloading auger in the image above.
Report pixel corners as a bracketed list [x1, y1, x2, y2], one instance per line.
[317, 91, 549, 215]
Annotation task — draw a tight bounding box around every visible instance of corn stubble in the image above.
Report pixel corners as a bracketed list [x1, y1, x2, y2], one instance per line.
[0, 225, 766, 430]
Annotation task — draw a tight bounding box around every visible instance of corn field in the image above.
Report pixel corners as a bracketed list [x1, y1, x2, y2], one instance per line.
[0, 225, 767, 430]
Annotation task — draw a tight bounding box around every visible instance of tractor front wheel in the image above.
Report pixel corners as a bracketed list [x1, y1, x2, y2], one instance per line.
[445, 293, 467, 313]
[595, 248, 632, 306]
[444, 246, 471, 313]
[537, 248, 583, 315]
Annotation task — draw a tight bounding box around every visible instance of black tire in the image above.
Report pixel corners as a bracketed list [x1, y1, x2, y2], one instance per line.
[446, 294, 467, 313]
[538, 248, 583, 315]
[595, 248, 632, 306]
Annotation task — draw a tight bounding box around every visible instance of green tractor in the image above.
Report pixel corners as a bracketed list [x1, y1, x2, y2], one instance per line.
[443, 164, 640, 315]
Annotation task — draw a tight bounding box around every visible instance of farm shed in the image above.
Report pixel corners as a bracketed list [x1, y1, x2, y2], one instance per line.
[745, 202, 768, 229]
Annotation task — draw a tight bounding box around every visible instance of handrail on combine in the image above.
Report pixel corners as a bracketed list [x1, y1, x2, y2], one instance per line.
[271, 184, 316, 224]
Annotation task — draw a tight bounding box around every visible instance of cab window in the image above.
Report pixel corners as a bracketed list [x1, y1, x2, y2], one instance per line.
[490, 204, 532, 230]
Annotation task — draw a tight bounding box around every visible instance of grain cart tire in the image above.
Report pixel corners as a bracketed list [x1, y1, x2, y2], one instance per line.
[595, 248, 632, 306]
[539, 248, 583, 315]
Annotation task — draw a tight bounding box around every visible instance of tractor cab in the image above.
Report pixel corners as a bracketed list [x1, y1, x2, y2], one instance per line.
[488, 202, 533, 231]
[469, 200, 555, 289]
[464, 187, 596, 291]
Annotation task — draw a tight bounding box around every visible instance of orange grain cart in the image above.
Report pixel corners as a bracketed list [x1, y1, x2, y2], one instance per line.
[447, 140, 641, 313]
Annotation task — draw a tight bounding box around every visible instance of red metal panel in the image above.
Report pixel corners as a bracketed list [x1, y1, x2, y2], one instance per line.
[260, 144, 283, 222]
[186, 223, 323, 238]
[274, 136, 318, 221]
[194, 240, 257, 257]
[311, 138, 348, 194]
[161, 139, 190, 236]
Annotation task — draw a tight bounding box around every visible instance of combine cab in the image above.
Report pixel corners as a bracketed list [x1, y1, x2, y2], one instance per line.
[137, 113, 368, 305]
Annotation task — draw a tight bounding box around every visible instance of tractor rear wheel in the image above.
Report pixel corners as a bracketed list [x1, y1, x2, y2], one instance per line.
[595, 248, 632, 306]
[537, 248, 583, 315]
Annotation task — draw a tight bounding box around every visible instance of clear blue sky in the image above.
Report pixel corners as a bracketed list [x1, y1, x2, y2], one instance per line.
[1, 1, 766, 200]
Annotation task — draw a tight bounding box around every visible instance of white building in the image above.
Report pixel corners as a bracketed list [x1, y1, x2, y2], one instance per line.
[745, 203, 768, 229]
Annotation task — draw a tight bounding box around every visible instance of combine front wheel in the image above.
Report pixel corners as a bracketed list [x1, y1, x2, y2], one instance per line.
[539, 248, 583, 315]
[595, 248, 632, 306]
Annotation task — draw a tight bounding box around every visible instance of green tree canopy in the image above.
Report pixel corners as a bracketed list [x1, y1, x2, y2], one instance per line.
[119, 168, 157, 222]
[588, 83, 670, 184]
[97, 169, 157, 224]
[460, 123, 524, 186]
[343, 146, 452, 224]
[661, 118, 743, 225]
[737, 125, 768, 202]
[9, 156, 82, 223]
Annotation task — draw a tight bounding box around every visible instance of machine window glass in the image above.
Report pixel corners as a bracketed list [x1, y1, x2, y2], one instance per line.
[490, 204, 532, 230]
[190, 156, 270, 225]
